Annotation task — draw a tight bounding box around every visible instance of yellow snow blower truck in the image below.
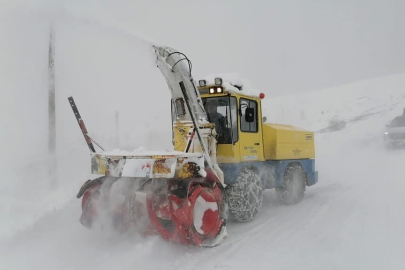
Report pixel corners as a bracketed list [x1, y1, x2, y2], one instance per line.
[70, 46, 318, 247]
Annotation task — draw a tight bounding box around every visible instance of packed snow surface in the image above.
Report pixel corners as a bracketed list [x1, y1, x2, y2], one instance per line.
[2, 72, 405, 270]
[2, 4, 405, 270]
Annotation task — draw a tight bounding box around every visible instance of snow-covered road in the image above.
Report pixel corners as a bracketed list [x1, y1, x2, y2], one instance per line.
[2, 4, 405, 269]
[2, 117, 405, 270]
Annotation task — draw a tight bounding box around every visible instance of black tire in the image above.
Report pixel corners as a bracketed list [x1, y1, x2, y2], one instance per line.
[226, 167, 263, 222]
[276, 164, 306, 205]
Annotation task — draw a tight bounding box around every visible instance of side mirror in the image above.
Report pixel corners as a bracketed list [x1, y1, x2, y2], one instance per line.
[262, 116, 267, 123]
[245, 108, 255, 122]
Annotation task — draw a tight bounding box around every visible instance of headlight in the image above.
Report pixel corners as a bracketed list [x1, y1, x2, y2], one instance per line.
[384, 132, 389, 135]
[209, 87, 223, 94]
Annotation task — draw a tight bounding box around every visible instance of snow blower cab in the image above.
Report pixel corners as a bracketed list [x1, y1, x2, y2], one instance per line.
[194, 77, 318, 222]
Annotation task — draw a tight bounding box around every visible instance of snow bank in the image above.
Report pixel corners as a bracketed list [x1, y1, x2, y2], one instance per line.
[262, 73, 405, 133]
[0, 2, 171, 239]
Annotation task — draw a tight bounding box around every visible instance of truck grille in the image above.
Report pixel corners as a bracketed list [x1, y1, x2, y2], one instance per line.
[389, 133, 405, 140]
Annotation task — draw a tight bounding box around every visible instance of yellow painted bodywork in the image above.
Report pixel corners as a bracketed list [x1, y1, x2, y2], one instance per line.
[172, 122, 214, 153]
[181, 86, 318, 163]
[216, 144, 241, 163]
[237, 95, 265, 162]
[262, 124, 315, 160]
[200, 90, 266, 163]
[172, 123, 192, 152]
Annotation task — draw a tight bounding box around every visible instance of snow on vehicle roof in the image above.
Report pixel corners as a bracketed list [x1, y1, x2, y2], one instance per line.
[100, 146, 202, 157]
[202, 73, 262, 98]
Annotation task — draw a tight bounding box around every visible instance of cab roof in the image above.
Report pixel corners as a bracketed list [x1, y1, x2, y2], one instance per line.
[197, 73, 264, 99]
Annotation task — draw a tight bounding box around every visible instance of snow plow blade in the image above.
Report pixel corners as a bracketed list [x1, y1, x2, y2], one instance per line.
[78, 152, 227, 247]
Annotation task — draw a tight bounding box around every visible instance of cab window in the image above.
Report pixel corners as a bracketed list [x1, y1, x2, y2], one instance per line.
[203, 97, 238, 144]
[240, 98, 258, 132]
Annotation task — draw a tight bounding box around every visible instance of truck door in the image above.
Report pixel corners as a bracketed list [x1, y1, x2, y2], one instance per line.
[239, 98, 264, 162]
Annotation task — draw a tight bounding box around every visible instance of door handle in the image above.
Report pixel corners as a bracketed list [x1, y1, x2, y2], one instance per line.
[254, 143, 260, 145]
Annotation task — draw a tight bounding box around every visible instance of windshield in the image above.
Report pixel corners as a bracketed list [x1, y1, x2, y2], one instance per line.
[390, 116, 405, 127]
[203, 97, 238, 144]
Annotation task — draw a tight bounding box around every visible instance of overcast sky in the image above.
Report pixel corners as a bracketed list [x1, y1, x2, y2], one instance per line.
[2, 0, 405, 96]
[50, 0, 405, 96]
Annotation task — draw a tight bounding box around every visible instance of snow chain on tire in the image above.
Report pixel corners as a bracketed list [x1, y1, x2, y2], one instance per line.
[226, 168, 263, 222]
[276, 164, 306, 205]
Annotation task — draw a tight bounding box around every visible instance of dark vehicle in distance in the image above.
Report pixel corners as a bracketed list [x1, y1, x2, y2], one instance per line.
[384, 109, 405, 149]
